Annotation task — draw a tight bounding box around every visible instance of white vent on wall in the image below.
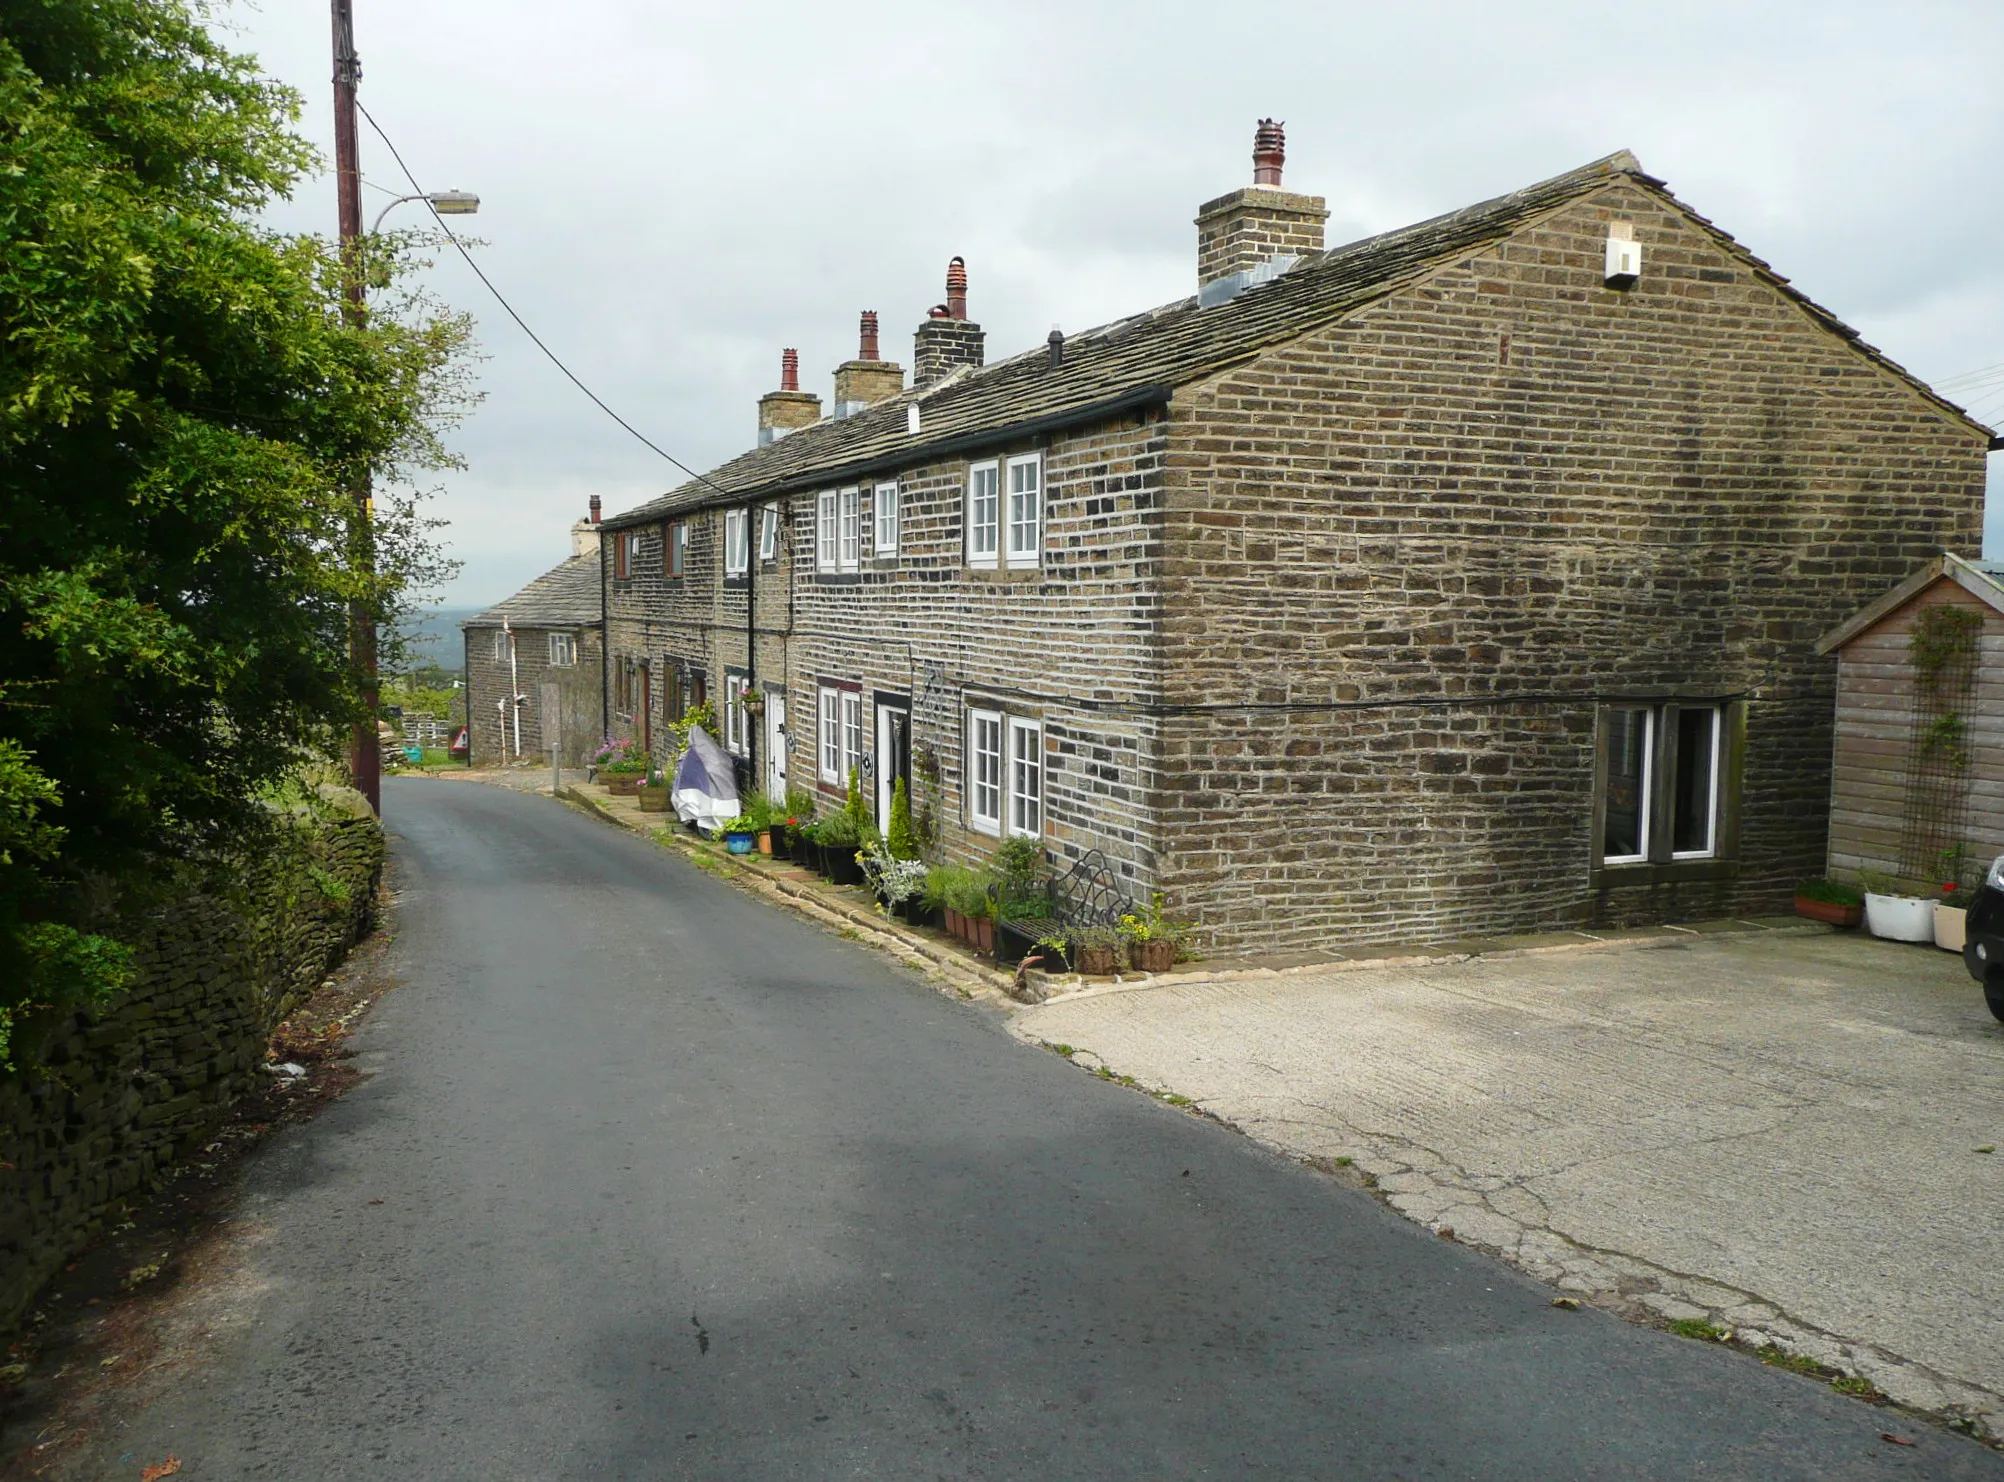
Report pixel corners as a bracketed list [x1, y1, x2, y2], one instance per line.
[1605, 220, 1642, 289]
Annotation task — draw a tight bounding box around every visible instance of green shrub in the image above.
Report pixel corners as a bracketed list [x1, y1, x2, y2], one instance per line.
[1795, 877, 1863, 907]
[886, 778, 919, 861]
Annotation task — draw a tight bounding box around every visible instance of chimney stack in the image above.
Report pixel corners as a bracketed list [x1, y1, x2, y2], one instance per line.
[1194, 120, 1328, 306]
[572, 498, 603, 557]
[757, 347, 821, 446]
[832, 310, 905, 418]
[913, 257, 986, 386]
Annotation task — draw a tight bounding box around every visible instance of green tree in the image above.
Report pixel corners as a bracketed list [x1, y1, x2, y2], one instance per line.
[0, 0, 474, 1061]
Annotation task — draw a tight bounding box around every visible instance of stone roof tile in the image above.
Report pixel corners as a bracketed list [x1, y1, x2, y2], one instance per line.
[461, 554, 600, 629]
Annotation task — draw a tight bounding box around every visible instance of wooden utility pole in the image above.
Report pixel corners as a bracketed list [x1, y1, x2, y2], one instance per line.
[331, 0, 381, 814]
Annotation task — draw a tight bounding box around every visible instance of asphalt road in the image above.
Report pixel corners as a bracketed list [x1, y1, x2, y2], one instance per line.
[62, 779, 2004, 1479]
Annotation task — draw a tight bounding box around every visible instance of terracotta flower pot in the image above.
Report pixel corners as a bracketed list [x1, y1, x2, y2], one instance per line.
[974, 917, 994, 954]
[757, 830, 773, 855]
[945, 907, 966, 939]
[1793, 894, 1861, 928]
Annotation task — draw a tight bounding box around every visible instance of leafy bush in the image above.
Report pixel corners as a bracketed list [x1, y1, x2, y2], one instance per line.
[783, 785, 818, 826]
[886, 777, 919, 861]
[862, 843, 927, 904]
[817, 809, 860, 848]
[0, 0, 472, 1065]
[1795, 878, 1863, 907]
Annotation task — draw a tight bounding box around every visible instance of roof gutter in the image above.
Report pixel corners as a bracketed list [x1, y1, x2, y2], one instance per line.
[602, 384, 1175, 529]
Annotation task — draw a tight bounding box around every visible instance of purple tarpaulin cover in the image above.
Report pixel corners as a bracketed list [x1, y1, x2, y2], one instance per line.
[672, 725, 741, 829]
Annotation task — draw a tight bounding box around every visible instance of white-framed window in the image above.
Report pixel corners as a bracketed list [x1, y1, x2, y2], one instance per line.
[1599, 703, 1725, 865]
[1007, 717, 1042, 837]
[818, 685, 864, 784]
[724, 509, 749, 577]
[491, 630, 508, 662]
[1005, 453, 1042, 568]
[723, 672, 751, 755]
[874, 480, 899, 558]
[548, 632, 576, 667]
[839, 486, 862, 572]
[617, 530, 640, 579]
[968, 709, 1003, 835]
[819, 687, 842, 783]
[841, 690, 863, 779]
[966, 460, 1000, 568]
[758, 504, 778, 563]
[816, 490, 838, 573]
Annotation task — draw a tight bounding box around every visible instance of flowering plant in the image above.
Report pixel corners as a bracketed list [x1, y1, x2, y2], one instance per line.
[861, 841, 928, 905]
[594, 737, 650, 775]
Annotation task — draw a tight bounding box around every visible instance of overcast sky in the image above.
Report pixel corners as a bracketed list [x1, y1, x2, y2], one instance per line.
[225, 0, 2004, 608]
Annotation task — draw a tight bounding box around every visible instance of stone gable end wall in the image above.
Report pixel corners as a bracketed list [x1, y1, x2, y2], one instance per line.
[1156, 181, 1989, 951]
[466, 623, 604, 767]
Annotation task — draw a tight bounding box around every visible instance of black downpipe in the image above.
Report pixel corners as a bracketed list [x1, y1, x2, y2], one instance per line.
[746, 506, 757, 791]
[599, 536, 610, 743]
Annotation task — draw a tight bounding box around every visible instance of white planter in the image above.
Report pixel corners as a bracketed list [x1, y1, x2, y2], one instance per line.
[1935, 904, 1968, 953]
[1865, 893, 1935, 943]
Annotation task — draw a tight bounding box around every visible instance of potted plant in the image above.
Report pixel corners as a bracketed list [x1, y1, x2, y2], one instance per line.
[814, 807, 865, 885]
[1793, 877, 1863, 928]
[1859, 868, 1935, 943]
[595, 738, 651, 797]
[781, 786, 817, 865]
[1072, 923, 1121, 977]
[862, 841, 929, 922]
[736, 792, 774, 854]
[1934, 845, 1973, 953]
[1118, 893, 1190, 973]
[1030, 931, 1073, 974]
[637, 776, 672, 812]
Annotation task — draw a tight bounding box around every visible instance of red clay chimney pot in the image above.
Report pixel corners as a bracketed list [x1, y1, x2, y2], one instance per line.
[589, 494, 602, 523]
[859, 310, 880, 362]
[1253, 119, 1286, 187]
[780, 348, 800, 392]
[945, 256, 968, 320]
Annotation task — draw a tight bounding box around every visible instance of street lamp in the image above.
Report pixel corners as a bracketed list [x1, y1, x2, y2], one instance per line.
[370, 189, 480, 235]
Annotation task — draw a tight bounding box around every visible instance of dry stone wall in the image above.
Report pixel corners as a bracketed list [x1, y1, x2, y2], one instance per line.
[0, 792, 385, 1330]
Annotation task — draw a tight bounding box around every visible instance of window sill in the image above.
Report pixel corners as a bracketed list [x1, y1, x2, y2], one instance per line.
[1590, 857, 1739, 889]
[964, 567, 1041, 584]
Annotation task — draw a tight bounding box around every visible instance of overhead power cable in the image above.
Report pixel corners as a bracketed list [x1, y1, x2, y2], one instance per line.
[355, 101, 735, 503]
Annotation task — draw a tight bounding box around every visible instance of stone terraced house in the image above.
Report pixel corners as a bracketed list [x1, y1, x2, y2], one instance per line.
[597, 124, 1994, 955]
[462, 504, 606, 768]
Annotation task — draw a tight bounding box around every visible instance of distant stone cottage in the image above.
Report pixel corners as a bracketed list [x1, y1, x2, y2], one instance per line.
[596, 124, 1993, 954]
[461, 504, 605, 768]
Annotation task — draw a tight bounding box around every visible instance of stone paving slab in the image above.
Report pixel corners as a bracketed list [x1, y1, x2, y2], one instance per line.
[1014, 929, 2004, 1432]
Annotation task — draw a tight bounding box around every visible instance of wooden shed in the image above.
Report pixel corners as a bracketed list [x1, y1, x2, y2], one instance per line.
[1816, 554, 2004, 888]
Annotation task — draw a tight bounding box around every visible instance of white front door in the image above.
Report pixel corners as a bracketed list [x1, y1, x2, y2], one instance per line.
[765, 692, 788, 800]
[875, 704, 909, 828]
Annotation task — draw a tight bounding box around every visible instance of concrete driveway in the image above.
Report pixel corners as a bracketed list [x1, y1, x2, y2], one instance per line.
[1015, 926, 2004, 1429]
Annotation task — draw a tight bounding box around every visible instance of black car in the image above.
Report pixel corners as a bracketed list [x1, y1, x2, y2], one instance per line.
[1968, 853, 2004, 1022]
